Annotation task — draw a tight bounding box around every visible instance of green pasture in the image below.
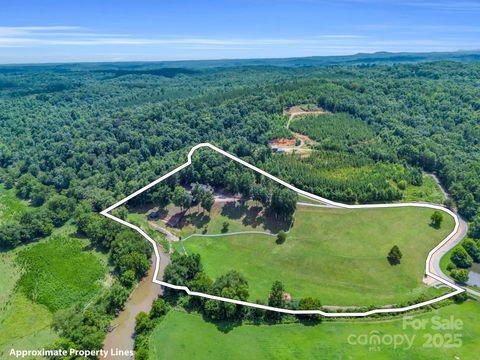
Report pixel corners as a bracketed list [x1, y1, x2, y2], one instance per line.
[149, 301, 480, 360]
[180, 205, 455, 306]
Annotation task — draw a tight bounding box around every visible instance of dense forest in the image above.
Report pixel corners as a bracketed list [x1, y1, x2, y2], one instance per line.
[1, 56, 480, 354]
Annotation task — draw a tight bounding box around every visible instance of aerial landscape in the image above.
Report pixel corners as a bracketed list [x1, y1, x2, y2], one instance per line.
[1, 0, 480, 359]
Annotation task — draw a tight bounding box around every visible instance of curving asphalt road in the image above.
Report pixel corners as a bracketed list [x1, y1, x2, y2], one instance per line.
[424, 176, 480, 297]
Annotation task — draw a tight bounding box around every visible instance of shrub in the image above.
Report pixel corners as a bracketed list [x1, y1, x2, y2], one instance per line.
[450, 247, 473, 268]
[105, 282, 130, 315]
[387, 245, 402, 265]
[268, 280, 285, 308]
[462, 239, 480, 262]
[135, 312, 151, 335]
[430, 211, 443, 228]
[221, 221, 229, 233]
[446, 262, 456, 271]
[453, 291, 468, 304]
[298, 297, 322, 320]
[120, 269, 136, 288]
[468, 216, 480, 239]
[276, 230, 287, 244]
[150, 298, 168, 319]
[450, 269, 469, 284]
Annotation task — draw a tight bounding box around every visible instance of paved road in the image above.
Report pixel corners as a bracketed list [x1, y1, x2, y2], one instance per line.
[425, 176, 480, 297]
[429, 215, 468, 282]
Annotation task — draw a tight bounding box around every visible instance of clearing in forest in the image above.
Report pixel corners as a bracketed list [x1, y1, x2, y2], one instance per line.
[105, 144, 461, 314]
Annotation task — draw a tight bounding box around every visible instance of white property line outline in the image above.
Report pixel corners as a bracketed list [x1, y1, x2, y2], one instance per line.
[101, 143, 465, 317]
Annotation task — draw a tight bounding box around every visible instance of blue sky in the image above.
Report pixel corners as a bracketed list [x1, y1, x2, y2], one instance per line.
[1, 0, 480, 64]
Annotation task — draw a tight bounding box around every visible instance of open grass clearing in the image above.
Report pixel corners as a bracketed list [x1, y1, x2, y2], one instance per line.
[131, 199, 290, 240]
[17, 235, 108, 312]
[149, 301, 480, 360]
[0, 223, 110, 355]
[0, 293, 57, 358]
[402, 175, 445, 204]
[179, 205, 454, 306]
[0, 184, 30, 225]
[0, 251, 21, 311]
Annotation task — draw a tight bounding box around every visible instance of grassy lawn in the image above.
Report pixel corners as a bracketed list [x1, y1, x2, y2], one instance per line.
[0, 184, 30, 225]
[0, 293, 57, 358]
[180, 206, 454, 306]
[0, 250, 21, 311]
[402, 175, 445, 204]
[297, 195, 326, 205]
[149, 301, 480, 360]
[132, 200, 289, 240]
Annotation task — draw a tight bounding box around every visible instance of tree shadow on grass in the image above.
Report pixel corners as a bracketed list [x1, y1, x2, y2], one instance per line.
[297, 316, 322, 326]
[429, 222, 441, 230]
[147, 207, 168, 220]
[242, 206, 263, 228]
[220, 201, 291, 233]
[186, 211, 211, 230]
[200, 312, 243, 333]
[168, 212, 186, 228]
[263, 210, 291, 233]
[221, 201, 247, 220]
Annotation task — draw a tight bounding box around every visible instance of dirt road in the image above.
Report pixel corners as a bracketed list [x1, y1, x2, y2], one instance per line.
[148, 220, 179, 241]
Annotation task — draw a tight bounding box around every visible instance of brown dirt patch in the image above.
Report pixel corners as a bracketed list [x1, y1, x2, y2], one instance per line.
[271, 138, 296, 147]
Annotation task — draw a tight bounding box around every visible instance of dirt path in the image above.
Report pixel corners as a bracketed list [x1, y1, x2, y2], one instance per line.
[273, 107, 323, 154]
[148, 221, 179, 242]
[213, 194, 237, 202]
[285, 108, 326, 129]
[429, 173, 449, 200]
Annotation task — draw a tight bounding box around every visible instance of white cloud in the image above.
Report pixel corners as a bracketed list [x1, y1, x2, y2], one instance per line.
[0, 25, 478, 59]
[0, 25, 368, 48]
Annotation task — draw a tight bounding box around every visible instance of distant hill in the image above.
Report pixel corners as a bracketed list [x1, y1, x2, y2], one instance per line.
[1, 50, 480, 73]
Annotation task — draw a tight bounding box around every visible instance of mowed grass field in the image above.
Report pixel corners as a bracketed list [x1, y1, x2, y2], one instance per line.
[132, 199, 288, 240]
[149, 301, 480, 360]
[179, 205, 454, 306]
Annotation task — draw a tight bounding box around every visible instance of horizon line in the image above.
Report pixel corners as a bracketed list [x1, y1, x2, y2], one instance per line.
[1, 48, 479, 67]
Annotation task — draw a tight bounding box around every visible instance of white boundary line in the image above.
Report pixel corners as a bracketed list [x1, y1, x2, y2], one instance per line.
[101, 143, 465, 317]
